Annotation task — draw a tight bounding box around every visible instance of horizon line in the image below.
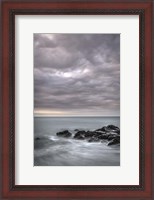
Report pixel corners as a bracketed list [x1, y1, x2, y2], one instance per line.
[34, 115, 120, 117]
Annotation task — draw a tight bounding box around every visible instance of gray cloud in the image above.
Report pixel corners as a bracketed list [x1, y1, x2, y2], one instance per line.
[34, 34, 120, 116]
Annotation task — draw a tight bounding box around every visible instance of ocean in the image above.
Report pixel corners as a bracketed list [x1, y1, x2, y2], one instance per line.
[34, 116, 120, 166]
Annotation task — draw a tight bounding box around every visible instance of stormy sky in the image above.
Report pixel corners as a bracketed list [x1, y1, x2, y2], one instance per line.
[34, 34, 120, 116]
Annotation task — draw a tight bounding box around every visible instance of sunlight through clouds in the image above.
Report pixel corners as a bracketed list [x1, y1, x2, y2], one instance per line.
[34, 34, 120, 116]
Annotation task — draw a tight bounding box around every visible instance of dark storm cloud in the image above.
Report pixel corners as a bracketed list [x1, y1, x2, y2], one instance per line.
[34, 34, 120, 116]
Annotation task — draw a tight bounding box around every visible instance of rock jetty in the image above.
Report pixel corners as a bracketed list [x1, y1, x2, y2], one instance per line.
[56, 125, 120, 146]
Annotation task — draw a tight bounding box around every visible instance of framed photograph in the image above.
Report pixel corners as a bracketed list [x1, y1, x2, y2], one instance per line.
[1, 0, 153, 199]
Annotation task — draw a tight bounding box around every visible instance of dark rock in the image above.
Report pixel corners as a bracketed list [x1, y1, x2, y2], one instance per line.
[84, 131, 96, 138]
[56, 130, 72, 138]
[98, 134, 109, 140]
[94, 130, 106, 135]
[107, 133, 120, 140]
[101, 139, 108, 143]
[74, 131, 87, 139]
[76, 135, 85, 140]
[95, 126, 107, 132]
[107, 125, 119, 129]
[35, 137, 40, 140]
[108, 137, 120, 146]
[74, 130, 99, 140]
[106, 125, 120, 134]
[96, 125, 120, 134]
[108, 135, 117, 141]
[88, 137, 100, 143]
[56, 125, 120, 144]
[95, 128, 101, 132]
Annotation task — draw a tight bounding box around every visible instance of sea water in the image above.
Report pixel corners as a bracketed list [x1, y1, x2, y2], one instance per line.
[34, 117, 120, 166]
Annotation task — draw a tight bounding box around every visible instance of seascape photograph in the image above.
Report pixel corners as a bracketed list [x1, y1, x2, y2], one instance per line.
[34, 34, 120, 166]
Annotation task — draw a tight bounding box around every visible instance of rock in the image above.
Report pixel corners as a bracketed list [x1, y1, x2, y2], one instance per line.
[107, 133, 120, 140]
[96, 125, 120, 134]
[55, 125, 120, 144]
[56, 130, 72, 138]
[107, 125, 119, 130]
[84, 131, 96, 138]
[106, 125, 120, 134]
[108, 137, 120, 146]
[94, 130, 106, 134]
[108, 135, 117, 141]
[35, 137, 40, 140]
[95, 126, 107, 132]
[88, 137, 100, 143]
[98, 134, 109, 140]
[74, 131, 87, 139]
[75, 135, 85, 140]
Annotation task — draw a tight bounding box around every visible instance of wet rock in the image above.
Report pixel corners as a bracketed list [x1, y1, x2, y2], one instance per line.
[95, 127, 107, 132]
[88, 137, 100, 143]
[84, 131, 96, 138]
[108, 135, 117, 141]
[98, 134, 109, 140]
[107, 133, 119, 140]
[74, 130, 96, 140]
[56, 125, 120, 145]
[75, 135, 85, 140]
[96, 125, 120, 134]
[56, 130, 72, 138]
[106, 125, 120, 134]
[74, 131, 87, 139]
[108, 137, 120, 146]
[94, 130, 106, 135]
[35, 137, 40, 140]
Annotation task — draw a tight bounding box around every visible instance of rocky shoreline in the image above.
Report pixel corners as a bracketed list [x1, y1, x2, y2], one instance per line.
[56, 124, 120, 146]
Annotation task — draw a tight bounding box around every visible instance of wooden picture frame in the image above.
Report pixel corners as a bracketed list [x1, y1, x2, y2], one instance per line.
[1, 0, 153, 199]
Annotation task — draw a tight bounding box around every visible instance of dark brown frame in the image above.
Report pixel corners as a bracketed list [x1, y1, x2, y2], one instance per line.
[1, 0, 153, 199]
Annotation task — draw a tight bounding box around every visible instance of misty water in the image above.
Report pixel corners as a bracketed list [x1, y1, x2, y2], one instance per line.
[34, 117, 120, 166]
